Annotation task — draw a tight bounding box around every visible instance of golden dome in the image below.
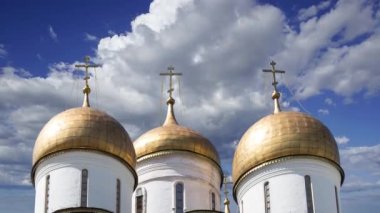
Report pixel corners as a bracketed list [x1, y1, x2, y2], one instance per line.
[134, 98, 221, 166]
[32, 107, 136, 171]
[232, 111, 341, 183]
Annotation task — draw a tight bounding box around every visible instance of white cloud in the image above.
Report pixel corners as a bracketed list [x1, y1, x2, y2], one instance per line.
[341, 145, 380, 166]
[318, 108, 329, 115]
[298, 0, 331, 21]
[98, 0, 287, 140]
[335, 136, 350, 144]
[276, 0, 380, 100]
[84, 33, 98, 41]
[0, 2, 379, 204]
[131, 0, 193, 33]
[0, 65, 87, 187]
[324, 97, 335, 106]
[1, 66, 31, 78]
[107, 30, 116, 36]
[340, 144, 380, 203]
[0, 44, 7, 58]
[48, 25, 58, 42]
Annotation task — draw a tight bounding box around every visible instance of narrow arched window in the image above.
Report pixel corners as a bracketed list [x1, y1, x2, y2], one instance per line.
[304, 175, 314, 213]
[335, 186, 340, 213]
[136, 188, 143, 213]
[81, 169, 88, 207]
[116, 179, 121, 213]
[211, 192, 216, 210]
[45, 175, 50, 213]
[264, 182, 270, 213]
[175, 183, 184, 213]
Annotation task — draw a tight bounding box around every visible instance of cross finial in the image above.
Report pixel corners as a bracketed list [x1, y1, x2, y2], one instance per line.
[263, 61, 285, 113]
[75, 56, 101, 107]
[223, 176, 231, 213]
[160, 66, 182, 126]
[159, 66, 182, 103]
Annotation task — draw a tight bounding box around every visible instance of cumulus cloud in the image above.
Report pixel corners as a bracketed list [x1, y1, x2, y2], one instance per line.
[97, 0, 287, 145]
[84, 33, 98, 41]
[107, 30, 116, 36]
[340, 144, 380, 204]
[298, 0, 331, 21]
[0, 1, 379, 200]
[0, 65, 82, 186]
[276, 0, 380, 100]
[318, 108, 329, 115]
[335, 135, 350, 145]
[0, 44, 7, 58]
[325, 97, 335, 106]
[48, 25, 58, 42]
[341, 145, 380, 171]
[0, 2, 378, 212]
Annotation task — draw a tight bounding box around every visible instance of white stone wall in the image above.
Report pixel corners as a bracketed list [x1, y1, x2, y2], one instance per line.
[235, 157, 342, 213]
[133, 152, 222, 213]
[34, 151, 136, 213]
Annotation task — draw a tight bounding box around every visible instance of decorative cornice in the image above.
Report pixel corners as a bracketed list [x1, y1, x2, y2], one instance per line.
[232, 155, 345, 201]
[31, 148, 138, 190]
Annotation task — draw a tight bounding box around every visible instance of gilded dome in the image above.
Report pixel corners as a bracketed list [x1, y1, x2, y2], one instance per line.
[134, 99, 221, 166]
[32, 107, 136, 170]
[232, 111, 341, 183]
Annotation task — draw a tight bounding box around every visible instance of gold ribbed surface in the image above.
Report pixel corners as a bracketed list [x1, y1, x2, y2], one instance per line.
[32, 107, 136, 168]
[134, 123, 220, 165]
[232, 111, 340, 183]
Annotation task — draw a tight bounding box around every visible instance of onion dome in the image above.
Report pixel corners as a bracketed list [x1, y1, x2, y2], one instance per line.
[32, 107, 136, 169]
[134, 66, 220, 166]
[232, 111, 342, 183]
[134, 97, 220, 166]
[232, 61, 343, 188]
[31, 56, 136, 185]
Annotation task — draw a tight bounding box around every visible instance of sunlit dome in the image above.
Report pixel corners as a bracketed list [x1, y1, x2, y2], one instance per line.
[134, 97, 221, 166]
[32, 107, 136, 169]
[232, 111, 342, 183]
[232, 61, 343, 185]
[31, 57, 136, 183]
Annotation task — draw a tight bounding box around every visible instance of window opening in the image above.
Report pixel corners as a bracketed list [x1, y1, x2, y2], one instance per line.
[116, 179, 121, 213]
[45, 175, 50, 213]
[211, 192, 216, 210]
[264, 182, 270, 213]
[81, 169, 88, 207]
[136, 188, 143, 213]
[175, 183, 184, 213]
[305, 175, 314, 213]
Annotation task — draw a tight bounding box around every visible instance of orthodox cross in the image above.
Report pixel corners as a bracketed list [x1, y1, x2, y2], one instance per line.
[75, 56, 101, 107]
[262, 61, 285, 113]
[75, 56, 101, 90]
[160, 66, 182, 99]
[223, 176, 231, 213]
[223, 176, 229, 198]
[262, 61, 285, 93]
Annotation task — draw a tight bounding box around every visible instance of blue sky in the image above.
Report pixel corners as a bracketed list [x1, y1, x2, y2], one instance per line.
[0, 0, 380, 212]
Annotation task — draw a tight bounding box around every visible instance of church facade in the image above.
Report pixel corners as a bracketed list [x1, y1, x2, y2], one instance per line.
[31, 60, 344, 213]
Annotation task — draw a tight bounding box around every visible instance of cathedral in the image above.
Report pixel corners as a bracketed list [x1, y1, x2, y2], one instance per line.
[31, 58, 344, 213]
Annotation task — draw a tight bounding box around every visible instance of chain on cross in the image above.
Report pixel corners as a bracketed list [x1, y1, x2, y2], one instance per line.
[159, 66, 182, 99]
[262, 61, 285, 93]
[75, 56, 101, 107]
[262, 61, 286, 113]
